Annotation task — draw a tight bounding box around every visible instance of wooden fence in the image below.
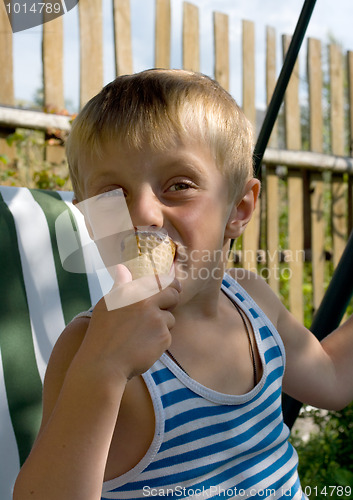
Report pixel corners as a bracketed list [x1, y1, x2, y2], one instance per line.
[1, 0, 353, 325]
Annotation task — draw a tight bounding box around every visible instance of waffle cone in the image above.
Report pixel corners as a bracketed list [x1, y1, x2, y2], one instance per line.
[121, 229, 176, 280]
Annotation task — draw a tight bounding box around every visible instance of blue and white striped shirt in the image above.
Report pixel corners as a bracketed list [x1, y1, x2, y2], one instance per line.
[101, 273, 307, 499]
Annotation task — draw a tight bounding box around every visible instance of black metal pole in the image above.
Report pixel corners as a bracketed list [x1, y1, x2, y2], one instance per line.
[311, 230, 353, 339]
[253, 0, 317, 177]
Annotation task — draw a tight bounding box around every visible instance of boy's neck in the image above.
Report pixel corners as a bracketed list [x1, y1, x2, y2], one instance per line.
[173, 274, 227, 323]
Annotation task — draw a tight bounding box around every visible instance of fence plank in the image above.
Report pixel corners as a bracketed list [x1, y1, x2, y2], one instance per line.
[307, 37, 325, 311]
[331, 174, 347, 267]
[283, 34, 303, 321]
[308, 38, 322, 154]
[214, 12, 229, 91]
[265, 26, 279, 295]
[0, 3, 14, 106]
[282, 35, 301, 149]
[330, 44, 347, 268]
[330, 44, 345, 156]
[114, 0, 133, 76]
[43, 17, 64, 110]
[266, 26, 278, 147]
[288, 170, 305, 321]
[183, 2, 199, 72]
[155, 0, 171, 68]
[43, 17, 65, 165]
[310, 173, 325, 312]
[242, 20, 255, 127]
[266, 167, 279, 294]
[79, 0, 104, 107]
[0, 4, 14, 164]
[241, 20, 259, 275]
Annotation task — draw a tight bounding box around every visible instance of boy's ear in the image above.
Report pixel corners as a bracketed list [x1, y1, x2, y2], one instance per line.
[225, 178, 261, 239]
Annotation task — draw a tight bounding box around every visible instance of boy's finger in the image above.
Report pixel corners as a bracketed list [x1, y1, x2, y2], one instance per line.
[169, 277, 182, 293]
[114, 263, 132, 285]
[158, 286, 180, 311]
[105, 272, 173, 311]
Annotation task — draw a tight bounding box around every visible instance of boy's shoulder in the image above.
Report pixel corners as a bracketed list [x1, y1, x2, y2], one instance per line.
[225, 266, 268, 291]
[225, 267, 282, 327]
[47, 309, 93, 374]
[226, 266, 259, 282]
[51, 316, 91, 367]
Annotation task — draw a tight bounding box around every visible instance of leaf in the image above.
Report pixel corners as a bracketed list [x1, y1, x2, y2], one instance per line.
[6, 131, 25, 146]
[0, 154, 9, 165]
[334, 467, 353, 486]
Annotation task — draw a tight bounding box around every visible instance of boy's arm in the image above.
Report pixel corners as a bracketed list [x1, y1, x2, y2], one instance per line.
[235, 269, 353, 411]
[13, 278, 180, 500]
[13, 316, 127, 500]
[279, 304, 353, 410]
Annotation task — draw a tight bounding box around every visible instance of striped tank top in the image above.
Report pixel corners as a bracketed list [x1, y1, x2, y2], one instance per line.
[101, 272, 307, 499]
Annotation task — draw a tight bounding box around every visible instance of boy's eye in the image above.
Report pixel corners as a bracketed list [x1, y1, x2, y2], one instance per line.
[168, 182, 194, 192]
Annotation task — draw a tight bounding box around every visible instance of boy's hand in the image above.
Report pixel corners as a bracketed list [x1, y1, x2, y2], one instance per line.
[77, 264, 181, 382]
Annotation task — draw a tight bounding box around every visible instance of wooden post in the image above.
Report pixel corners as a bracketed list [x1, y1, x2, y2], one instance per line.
[0, 3, 15, 166]
[266, 26, 278, 147]
[308, 39, 323, 153]
[283, 34, 304, 322]
[283, 36, 301, 149]
[79, 0, 104, 107]
[214, 12, 229, 91]
[113, 0, 133, 76]
[0, 3, 14, 106]
[242, 20, 256, 127]
[330, 44, 345, 156]
[308, 37, 325, 313]
[43, 18, 64, 110]
[43, 17, 65, 164]
[288, 170, 305, 321]
[310, 172, 325, 312]
[155, 0, 171, 69]
[265, 26, 279, 296]
[241, 20, 259, 275]
[330, 43, 347, 268]
[182, 2, 199, 72]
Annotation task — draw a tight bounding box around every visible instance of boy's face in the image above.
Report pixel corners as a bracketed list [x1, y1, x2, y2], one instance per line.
[78, 137, 245, 299]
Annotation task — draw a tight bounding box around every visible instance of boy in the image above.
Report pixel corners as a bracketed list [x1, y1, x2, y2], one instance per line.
[13, 69, 353, 499]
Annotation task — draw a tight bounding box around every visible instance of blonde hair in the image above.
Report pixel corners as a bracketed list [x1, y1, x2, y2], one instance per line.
[66, 69, 254, 201]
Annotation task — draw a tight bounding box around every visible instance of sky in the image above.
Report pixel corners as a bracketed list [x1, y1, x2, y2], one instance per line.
[6, 0, 353, 112]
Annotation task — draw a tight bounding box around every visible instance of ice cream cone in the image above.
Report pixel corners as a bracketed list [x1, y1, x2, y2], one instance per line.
[121, 228, 176, 283]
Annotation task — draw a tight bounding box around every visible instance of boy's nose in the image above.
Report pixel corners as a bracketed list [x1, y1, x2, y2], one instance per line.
[128, 188, 164, 228]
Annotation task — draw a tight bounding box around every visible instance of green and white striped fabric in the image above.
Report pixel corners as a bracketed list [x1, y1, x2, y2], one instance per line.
[0, 186, 104, 500]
